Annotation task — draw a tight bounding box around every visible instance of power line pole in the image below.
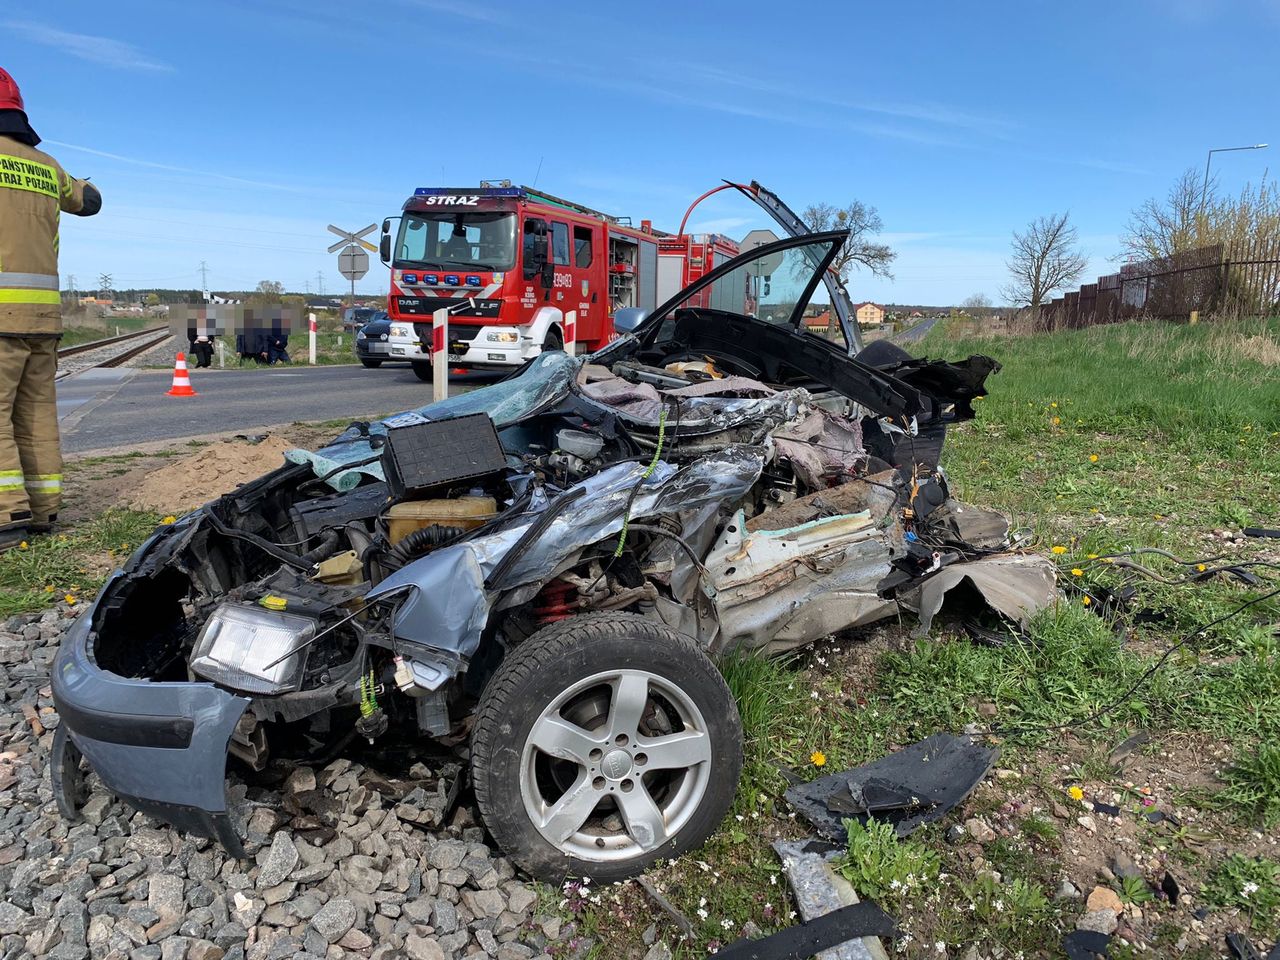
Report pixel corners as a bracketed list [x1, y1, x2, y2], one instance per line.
[316, 271, 324, 297]
[66, 274, 76, 306]
[199, 260, 210, 301]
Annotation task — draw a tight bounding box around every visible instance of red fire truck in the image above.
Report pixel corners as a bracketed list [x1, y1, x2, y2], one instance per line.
[379, 183, 739, 378]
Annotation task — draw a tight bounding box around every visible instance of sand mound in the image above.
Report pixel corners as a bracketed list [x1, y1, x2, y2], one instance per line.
[127, 436, 298, 514]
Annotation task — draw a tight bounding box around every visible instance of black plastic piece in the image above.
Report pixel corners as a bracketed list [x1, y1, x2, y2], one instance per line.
[1227, 932, 1264, 960]
[1244, 527, 1280, 539]
[380, 413, 505, 500]
[1161, 871, 1180, 904]
[785, 733, 998, 840]
[1093, 801, 1121, 817]
[50, 725, 88, 820]
[715, 902, 896, 960]
[1063, 929, 1111, 959]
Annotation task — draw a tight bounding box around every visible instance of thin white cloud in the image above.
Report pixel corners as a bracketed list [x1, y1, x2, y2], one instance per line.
[397, 0, 508, 24]
[44, 140, 301, 192]
[3, 21, 172, 72]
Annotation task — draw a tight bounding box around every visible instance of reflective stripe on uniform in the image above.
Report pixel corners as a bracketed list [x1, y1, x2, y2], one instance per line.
[0, 272, 58, 290]
[0, 470, 24, 490]
[0, 289, 61, 305]
[24, 474, 62, 491]
[0, 154, 59, 198]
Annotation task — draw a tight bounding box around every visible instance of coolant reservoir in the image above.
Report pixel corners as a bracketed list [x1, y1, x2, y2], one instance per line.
[387, 496, 498, 545]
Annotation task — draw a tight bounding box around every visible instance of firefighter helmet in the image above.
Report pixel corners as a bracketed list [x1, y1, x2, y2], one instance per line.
[0, 68, 24, 113]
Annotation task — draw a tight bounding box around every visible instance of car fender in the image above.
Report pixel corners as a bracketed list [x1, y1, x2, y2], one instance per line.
[524, 306, 563, 349]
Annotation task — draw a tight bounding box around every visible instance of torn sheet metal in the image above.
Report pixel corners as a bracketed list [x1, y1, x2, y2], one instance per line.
[772, 408, 866, 489]
[785, 734, 999, 841]
[772, 840, 891, 960]
[369, 447, 765, 661]
[704, 506, 895, 655]
[900, 553, 1058, 634]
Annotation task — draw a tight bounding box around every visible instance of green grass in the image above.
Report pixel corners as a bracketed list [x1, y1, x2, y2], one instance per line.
[1203, 855, 1280, 935]
[60, 315, 154, 348]
[1215, 744, 1280, 828]
[0, 508, 165, 616]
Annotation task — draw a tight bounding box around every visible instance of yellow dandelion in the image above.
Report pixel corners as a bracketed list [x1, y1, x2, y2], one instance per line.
[1051, 402, 1058, 409]
[1196, 563, 1207, 572]
[1068, 785, 1084, 801]
[44, 584, 54, 593]
[1089, 454, 1099, 463]
[1101, 557, 1114, 564]
[1154, 514, 1163, 520]
[18, 541, 28, 550]
[1071, 568, 1084, 577]
[1087, 554, 1099, 560]
[64, 593, 77, 605]
[1051, 416, 1061, 426]
[161, 515, 177, 525]
[1082, 596, 1092, 606]
[1051, 545, 1067, 555]
[810, 750, 827, 768]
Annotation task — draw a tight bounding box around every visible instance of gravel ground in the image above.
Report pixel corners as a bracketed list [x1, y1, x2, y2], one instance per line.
[0, 607, 592, 960]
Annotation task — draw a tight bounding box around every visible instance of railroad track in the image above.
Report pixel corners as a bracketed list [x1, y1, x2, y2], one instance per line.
[56, 326, 173, 381]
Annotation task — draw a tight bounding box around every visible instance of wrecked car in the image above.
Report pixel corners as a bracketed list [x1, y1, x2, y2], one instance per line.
[52, 230, 1054, 882]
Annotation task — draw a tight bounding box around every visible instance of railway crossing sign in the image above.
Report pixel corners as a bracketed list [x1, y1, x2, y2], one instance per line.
[327, 223, 377, 254]
[338, 245, 369, 281]
[740, 228, 783, 278]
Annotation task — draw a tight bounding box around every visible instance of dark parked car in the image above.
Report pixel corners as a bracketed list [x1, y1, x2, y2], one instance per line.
[342, 306, 381, 331]
[354, 312, 392, 367]
[51, 231, 1051, 883]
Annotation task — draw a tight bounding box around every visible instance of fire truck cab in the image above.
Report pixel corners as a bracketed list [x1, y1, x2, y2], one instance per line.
[381, 184, 679, 378]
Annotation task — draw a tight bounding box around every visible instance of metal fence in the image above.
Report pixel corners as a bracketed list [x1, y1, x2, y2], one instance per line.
[1036, 241, 1280, 329]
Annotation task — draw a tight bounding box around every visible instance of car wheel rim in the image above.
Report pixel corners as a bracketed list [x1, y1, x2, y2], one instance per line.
[519, 668, 713, 863]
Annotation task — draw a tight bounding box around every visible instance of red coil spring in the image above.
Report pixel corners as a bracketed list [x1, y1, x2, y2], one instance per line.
[533, 579, 577, 623]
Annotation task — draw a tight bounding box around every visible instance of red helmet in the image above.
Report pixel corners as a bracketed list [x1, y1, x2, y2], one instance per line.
[0, 68, 24, 113]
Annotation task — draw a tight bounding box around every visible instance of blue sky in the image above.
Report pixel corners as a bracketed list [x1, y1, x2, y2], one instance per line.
[4, 0, 1277, 304]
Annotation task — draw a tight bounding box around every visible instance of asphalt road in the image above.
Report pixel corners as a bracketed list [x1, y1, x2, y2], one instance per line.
[58, 364, 490, 455]
[892, 316, 939, 344]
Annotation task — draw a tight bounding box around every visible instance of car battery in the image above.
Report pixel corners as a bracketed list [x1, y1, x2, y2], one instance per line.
[379, 412, 506, 501]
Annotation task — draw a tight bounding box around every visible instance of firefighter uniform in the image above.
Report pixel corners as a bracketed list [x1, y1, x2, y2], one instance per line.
[0, 69, 100, 542]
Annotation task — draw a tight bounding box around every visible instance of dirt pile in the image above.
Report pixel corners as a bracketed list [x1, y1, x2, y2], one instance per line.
[126, 435, 297, 514]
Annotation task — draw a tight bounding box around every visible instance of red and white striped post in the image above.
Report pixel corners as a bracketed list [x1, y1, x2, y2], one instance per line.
[432, 306, 449, 403]
[563, 310, 576, 357]
[308, 312, 317, 365]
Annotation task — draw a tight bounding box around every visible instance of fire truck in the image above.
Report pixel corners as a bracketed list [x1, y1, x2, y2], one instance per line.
[379, 183, 739, 378]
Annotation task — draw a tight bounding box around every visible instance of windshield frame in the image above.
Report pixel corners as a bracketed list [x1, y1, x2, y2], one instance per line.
[394, 211, 518, 272]
[633, 230, 848, 347]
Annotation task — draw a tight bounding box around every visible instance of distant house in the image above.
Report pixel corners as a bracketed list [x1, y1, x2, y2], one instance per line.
[803, 310, 833, 332]
[854, 302, 886, 326]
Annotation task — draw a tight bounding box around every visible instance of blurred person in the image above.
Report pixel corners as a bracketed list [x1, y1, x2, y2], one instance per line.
[188, 318, 214, 368]
[0, 68, 101, 549]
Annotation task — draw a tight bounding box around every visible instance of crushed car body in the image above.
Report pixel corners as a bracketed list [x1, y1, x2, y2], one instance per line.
[52, 228, 1054, 881]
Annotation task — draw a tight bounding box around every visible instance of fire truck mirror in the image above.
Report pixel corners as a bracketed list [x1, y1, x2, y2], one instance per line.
[380, 233, 391, 265]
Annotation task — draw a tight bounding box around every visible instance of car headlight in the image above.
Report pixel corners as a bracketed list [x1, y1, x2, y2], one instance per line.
[189, 602, 315, 695]
[390, 325, 413, 338]
[486, 331, 518, 343]
[357, 330, 366, 340]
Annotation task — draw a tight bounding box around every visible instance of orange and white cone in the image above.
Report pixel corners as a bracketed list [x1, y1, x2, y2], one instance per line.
[166, 352, 198, 397]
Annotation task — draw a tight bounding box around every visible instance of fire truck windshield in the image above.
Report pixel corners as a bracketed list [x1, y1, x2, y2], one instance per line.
[395, 212, 517, 271]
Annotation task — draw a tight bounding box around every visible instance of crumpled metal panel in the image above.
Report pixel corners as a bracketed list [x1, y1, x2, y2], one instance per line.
[900, 554, 1058, 633]
[368, 447, 765, 661]
[301, 351, 579, 490]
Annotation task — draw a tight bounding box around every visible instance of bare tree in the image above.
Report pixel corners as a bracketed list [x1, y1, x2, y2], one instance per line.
[1121, 168, 1203, 261]
[802, 200, 896, 337]
[255, 280, 285, 296]
[1122, 168, 1280, 267]
[960, 293, 991, 312]
[1001, 213, 1088, 313]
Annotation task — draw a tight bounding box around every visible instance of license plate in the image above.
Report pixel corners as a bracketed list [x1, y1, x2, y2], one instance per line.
[447, 353, 463, 363]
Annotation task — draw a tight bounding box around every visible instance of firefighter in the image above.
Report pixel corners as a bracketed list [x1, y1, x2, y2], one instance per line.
[0, 68, 102, 549]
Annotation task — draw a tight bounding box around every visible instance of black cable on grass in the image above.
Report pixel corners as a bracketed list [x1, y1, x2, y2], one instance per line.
[980, 584, 1280, 742]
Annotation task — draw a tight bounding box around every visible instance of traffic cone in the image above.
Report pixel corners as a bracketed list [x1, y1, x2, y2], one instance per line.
[166, 352, 198, 397]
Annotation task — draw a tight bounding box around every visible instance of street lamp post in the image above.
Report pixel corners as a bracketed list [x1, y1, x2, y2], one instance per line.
[1200, 143, 1269, 212]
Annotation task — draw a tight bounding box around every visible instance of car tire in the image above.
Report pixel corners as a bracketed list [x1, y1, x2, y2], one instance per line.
[471, 612, 742, 883]
[360, 359, 383, 369]
[411, 362, 433, 382]
[541, 328, 563, 355]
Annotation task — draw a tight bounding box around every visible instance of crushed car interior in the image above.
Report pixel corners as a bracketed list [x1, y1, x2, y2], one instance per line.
[52, 229, 1056, 882]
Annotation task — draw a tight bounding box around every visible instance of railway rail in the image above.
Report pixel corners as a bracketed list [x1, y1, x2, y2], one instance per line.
[55, 326, 172, 381]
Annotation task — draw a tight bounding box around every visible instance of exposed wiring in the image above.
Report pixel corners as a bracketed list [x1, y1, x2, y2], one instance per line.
[985, 585, 1280, 742]
[614, 408, 668, 558]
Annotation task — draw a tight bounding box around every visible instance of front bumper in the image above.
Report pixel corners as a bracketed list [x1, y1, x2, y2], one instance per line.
[51, 602, 250, 855]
